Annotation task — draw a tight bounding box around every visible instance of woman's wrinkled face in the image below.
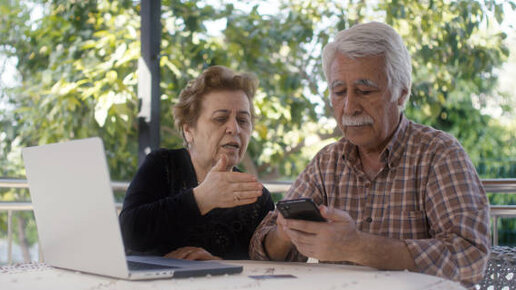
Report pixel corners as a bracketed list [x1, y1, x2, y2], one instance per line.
[183, 90, 252, 171]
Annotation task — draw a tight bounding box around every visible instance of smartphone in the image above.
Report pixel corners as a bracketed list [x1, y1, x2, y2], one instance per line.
[276, 198, 326, 222]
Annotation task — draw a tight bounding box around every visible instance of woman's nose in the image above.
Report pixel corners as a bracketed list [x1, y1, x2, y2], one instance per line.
[225, 118, 240, 135]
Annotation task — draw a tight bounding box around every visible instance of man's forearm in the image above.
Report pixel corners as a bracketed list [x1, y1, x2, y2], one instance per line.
[347, 231, 417, 271]
[264, 227, 293, 261]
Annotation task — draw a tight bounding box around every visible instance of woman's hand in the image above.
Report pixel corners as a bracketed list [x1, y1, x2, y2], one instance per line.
[164, 246, 222, 260]
[193, 155, 263, 215]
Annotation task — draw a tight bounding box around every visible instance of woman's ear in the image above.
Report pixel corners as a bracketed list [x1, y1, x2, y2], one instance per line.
[183, 124, 194, 144]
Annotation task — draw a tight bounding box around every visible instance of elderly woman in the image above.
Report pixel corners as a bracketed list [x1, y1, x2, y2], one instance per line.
[119, 66, 274, 260]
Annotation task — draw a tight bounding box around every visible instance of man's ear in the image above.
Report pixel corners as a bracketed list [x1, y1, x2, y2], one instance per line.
[397, 88, 409, 107]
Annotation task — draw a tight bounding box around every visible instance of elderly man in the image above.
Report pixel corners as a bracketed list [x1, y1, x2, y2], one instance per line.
[249, 22, 490, 287]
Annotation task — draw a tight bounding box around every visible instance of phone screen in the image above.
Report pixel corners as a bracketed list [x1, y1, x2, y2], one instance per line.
[276, 198, 326, 222]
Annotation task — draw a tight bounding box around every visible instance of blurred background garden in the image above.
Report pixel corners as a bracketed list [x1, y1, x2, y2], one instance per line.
[1, 0, 515, 264]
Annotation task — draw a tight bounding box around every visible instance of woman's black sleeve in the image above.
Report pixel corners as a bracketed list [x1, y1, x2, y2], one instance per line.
[119, 150, 201, 255]
[259, 187, 275, 219]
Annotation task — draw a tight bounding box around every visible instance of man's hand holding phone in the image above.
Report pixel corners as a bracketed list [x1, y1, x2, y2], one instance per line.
[274, 198, 360, 262]
[276, 198, 326, 222]
[264, 198, 323, 261]
[275, 198, 326, 246]
[275, 212, 292, 242]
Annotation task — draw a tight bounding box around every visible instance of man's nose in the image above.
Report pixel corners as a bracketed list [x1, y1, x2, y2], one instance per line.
[343, 92, 361, 116]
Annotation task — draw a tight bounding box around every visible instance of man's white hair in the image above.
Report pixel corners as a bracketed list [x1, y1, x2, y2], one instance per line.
[322, 22, 412, 110]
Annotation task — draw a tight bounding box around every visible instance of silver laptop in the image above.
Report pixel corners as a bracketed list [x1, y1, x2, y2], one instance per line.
[22, 137, 243, 280]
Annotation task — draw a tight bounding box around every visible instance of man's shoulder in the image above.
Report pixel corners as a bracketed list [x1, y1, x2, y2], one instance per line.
[308, 139, 347, 166]
[407, 121, 462, 150]
[316, 139, 346, 156]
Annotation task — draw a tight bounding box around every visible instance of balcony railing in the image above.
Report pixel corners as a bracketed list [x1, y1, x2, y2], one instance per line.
[1, 178, 515, 264]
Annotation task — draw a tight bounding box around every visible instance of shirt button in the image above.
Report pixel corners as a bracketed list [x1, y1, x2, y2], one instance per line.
[365, 217, 373, 223]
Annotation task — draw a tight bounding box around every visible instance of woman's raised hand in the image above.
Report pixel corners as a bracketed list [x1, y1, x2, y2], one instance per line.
[193, 155, 263, 215]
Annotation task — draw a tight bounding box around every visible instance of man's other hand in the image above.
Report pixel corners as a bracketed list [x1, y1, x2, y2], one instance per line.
[284, 205, 359, 262]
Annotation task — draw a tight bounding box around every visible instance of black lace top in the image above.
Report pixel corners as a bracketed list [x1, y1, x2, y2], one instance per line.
[119, 148, 274, 259]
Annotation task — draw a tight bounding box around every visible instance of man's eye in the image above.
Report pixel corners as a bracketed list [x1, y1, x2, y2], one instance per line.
[359, 90, 373, 95]
[214, 117, 227, 123]
[333, 90, 346, 96]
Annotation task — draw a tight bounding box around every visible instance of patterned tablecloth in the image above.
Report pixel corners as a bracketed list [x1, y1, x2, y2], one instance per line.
[0, 260, 466, 290]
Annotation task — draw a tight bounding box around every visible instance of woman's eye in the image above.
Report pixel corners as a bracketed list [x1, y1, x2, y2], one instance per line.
[238, 118, 250, 125]
[214, 117, 227, 123]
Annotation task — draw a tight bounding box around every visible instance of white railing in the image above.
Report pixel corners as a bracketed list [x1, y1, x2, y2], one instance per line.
[1, 178, 515, 264]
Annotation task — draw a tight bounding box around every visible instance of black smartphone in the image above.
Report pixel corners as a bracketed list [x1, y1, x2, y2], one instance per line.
[276, 198, 326, 222]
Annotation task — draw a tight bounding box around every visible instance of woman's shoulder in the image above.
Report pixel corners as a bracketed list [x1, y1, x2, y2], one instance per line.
[143, 148, 187, 164]
[149, 148, 188, 159]
[141, 148, 191, 174]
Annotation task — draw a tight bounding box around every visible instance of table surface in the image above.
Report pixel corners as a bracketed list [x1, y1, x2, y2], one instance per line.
[0, 260, 465, 290]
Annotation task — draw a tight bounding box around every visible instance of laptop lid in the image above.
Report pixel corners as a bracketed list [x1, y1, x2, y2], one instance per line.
[22, 137, 243, 280]
[23, 138, 134, 279]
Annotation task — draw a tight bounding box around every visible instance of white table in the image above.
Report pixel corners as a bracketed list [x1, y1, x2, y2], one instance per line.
[0, 260, 465, 290]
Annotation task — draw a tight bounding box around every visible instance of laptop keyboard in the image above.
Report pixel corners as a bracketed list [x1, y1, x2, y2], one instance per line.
[127, 261, 178, 271]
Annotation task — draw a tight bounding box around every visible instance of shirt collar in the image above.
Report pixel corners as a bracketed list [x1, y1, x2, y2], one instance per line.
[382, 114, 409, 169]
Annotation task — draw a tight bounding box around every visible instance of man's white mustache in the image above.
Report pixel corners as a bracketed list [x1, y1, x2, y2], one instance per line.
[341, 115, 374, 126]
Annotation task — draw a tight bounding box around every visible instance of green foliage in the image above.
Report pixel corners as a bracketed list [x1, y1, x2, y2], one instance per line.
[383, 0, 514, 176]
[2, 0, 515, 181]
[1, 0, 140, 182]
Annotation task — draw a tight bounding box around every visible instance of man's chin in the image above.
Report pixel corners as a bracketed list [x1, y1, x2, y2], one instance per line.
[342, 131, 372, 145]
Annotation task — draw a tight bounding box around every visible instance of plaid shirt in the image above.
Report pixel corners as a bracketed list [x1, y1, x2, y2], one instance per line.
[250, 115, 490, 286]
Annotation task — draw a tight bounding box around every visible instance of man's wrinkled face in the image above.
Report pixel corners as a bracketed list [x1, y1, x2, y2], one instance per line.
[329, 53, 403, 152]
